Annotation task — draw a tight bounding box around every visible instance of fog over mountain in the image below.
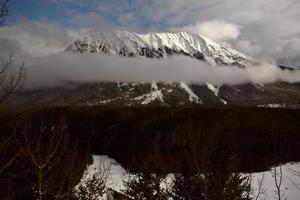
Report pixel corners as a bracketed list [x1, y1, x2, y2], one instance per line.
[6, 30, 296, 88]
[24, 52, 290, 87]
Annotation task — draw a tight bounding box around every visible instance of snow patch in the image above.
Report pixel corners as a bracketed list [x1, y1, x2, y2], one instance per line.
[206, 83, 227, 104]
[97, 97, 122, 105]
[179, 82, 202, 103]
[151, 82, 159, 91]
[78, 155, 126, 192]
[257, 104, 286, 108]
[133, 82, 164, 104]
[248, 162, 300, 200]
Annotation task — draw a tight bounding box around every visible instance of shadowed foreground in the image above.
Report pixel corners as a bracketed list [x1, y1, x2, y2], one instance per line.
[0, 106, 300, 199]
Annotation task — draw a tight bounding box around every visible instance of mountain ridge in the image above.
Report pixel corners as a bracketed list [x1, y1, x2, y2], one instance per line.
[66, 31, 254, 67]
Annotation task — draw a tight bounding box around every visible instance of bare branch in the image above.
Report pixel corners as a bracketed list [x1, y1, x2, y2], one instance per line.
[273, 166, 287, 200]
[0, 55, 26, 108]
[0, 0, 9, 26]
[254, 173, 267, 200]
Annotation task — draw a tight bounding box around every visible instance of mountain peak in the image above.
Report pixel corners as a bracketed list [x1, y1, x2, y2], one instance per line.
[66, 31, 254, 67]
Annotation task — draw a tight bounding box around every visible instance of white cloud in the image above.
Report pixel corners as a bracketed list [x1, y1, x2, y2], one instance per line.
[25, 52, 300, 88]
[172, 20, 241, 42]
[235, 40, 262, 57]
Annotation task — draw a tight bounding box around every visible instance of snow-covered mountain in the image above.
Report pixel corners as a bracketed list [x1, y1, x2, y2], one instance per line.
[7, 31, 300, 108]
[66, 31, 254, 67]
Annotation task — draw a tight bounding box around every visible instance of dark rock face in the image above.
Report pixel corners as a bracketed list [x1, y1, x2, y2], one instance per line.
[6, 81, 300, 111]
[73, 39, 206, 61]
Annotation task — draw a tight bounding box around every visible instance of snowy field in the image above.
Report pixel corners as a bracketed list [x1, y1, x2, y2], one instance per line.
[78, 155, 300, 200]
[250, 162, 300, 200]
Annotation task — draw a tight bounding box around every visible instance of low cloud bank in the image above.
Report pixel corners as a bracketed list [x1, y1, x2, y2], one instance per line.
[23, 52, 300, 88]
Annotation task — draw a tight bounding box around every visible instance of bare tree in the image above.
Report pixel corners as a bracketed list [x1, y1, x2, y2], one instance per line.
[0, 54, 26, 108]
[0, 0, 9, 26]
[21, 115, 69, 200]
[254, 173, 267, 200]
[0, 110, 94, 200]
[0, 0, 26, 111]
[272, 166, 287, 200]
[0, 56, 27, 199]
[286, 167, 300, 192]
[0, 132, 23, 174]
[277, 57, 290, 68]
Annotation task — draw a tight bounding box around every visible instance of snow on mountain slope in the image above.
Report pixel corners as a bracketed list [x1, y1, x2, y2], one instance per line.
[66, 31, 254, 66]
[180, 82, 202, 103]
[133, 82, 164, 105]
[206, 83, 227, 104]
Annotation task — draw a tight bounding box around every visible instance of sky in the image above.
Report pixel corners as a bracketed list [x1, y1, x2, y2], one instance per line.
[2, 0, 300, 59]
[1, 0, 300, 86]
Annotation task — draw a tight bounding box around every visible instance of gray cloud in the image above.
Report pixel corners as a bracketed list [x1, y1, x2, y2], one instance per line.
[25, 52, 300, 88]
[0, 38, 23, 57]
[0, 19, 76, 57]
[235, 40, 262, 57]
